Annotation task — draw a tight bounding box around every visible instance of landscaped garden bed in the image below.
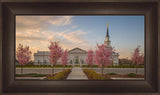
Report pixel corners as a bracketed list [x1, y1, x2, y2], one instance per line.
[83, 69, 106, 80]
[103, 73, 144, 79]
[45, 69, 71, 80]
[16, 69, 72, 80]
[83, 69, 144, 80]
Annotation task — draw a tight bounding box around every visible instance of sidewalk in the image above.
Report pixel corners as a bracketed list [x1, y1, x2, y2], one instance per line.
[67, 67, 88, 80]
[111, 77, 144, 80]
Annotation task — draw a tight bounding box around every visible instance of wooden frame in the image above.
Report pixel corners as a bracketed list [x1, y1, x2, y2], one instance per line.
[0, 0, 159, 94]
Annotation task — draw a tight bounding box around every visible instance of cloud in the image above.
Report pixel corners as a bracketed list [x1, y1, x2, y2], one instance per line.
[16, 36, 45, 41]
[48, 16, 72, 26]
[16, 16, 73, 41]
[16, 16, 95, 59]
[58, 30, 87, 44]
[16, 16, 72, 27]
[72, 25, 78, 29]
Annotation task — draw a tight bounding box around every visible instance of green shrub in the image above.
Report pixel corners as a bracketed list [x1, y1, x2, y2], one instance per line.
[55, 65, 63, 67]
[92, 65, 98, 67]
[83, 69, 105, 80]
[25, 73, 37, 75]
[106, 64, 144, 68]
[74, 65, 80, 67]
[107, 73, 117, 75]
[82, 65, 98, 68]
[126, 73, 137, 78]
[66, 65, 72, 67]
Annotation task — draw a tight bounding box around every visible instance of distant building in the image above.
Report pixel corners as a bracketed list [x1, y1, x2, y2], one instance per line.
[34, 48, 87, 67]
[34, 24, 119, 67]
[104, 23, 119, 65]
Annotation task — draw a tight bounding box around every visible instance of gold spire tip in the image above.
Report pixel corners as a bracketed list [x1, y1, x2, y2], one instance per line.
[107, 23, 109, 27]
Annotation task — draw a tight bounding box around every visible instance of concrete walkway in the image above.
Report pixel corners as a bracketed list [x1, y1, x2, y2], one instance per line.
[67, 67, 88, 80]
[111, 77, 144, 80]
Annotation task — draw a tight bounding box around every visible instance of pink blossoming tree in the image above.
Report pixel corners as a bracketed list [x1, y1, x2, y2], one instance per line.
[48, 41, 63, 76]
[95, 44, 113, 75]
[131, 46, 144, 74]
[86, 50, 94, 69]
[60, 49, 69, 69]
[16, 44, 32, 75]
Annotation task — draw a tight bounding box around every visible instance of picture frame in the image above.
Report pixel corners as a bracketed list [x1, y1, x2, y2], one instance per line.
[0, 0, 160, 94]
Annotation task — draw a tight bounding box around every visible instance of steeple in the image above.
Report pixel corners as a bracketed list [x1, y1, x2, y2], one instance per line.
[104, 23, 111, 47]
[106, 23, 109, 37]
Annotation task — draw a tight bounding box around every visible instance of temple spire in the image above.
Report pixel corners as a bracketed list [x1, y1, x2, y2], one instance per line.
[106, 23, 109, 37]
[104, 23, 111, 47]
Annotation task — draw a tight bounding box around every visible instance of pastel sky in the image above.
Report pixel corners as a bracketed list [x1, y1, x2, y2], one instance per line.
[16, 16, 144, 59]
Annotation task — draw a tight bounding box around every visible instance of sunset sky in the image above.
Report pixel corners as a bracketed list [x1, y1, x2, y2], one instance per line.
[16, 15, 144, 59]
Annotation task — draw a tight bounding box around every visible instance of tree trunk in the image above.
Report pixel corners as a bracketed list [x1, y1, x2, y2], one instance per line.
[52, 66, 54, 76]
[63, 65, 65, 70]
[21, 65, 23, 75]
[136, 67, 137, 74]
[135, 63, 137, 74]
[90, 65, 92, 70]
[101, 66, 104, 75]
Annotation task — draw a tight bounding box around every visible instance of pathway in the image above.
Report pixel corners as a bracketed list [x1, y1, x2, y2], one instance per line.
[67, 67, 88, 80]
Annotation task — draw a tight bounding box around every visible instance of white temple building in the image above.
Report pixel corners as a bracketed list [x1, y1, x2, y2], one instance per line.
[34, 24, 119, 67]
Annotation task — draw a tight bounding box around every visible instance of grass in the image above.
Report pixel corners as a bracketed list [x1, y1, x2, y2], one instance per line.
[126, 73, 137, 78]
[107, 73, 117, 75]
[16, 74, 24, 77]
[16, 73, 46, 77]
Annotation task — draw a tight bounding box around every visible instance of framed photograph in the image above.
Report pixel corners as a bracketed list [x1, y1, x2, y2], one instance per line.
[1, 0, 160, 94]
[15, 15, 145, 81]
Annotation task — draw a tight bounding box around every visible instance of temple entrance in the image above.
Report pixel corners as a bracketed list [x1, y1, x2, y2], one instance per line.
[75, 56, 79, 64]
[74, 56, 80, 67]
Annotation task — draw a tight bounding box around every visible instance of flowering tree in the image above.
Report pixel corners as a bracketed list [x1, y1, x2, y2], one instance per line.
[131, 46, 144, 74]
[60, 49, 69, 69]
[95, 44, 112, 75]
[16, 44, 32, 75]
[86, 50, 94, 69]
[48, 41, 62, 76]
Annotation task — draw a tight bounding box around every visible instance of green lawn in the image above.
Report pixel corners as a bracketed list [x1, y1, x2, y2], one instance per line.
[16, 73, 46, 77]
